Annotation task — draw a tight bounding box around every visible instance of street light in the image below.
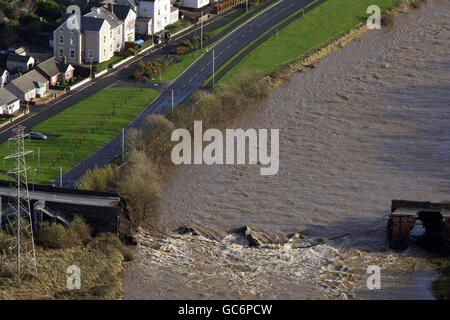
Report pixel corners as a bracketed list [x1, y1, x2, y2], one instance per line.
[200, 10, 204, 49]
[171, 89, 174, 118]
[32, 169, 37, 192]
[212, 49, 215, 89]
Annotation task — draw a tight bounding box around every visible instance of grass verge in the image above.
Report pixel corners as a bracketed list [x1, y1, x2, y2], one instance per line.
[217, 0, 402, 86]
[149, 41, 217, 82]
[0, 88, 159, 185]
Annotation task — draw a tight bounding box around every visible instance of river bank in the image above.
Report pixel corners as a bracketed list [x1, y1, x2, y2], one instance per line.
[123, 0, 449, 299]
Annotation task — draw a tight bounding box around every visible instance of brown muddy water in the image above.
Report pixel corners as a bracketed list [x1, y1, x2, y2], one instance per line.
[123, 0, 450, 299]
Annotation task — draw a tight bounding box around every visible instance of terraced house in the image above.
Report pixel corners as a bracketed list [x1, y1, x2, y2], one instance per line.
[53, 5, 136, 64]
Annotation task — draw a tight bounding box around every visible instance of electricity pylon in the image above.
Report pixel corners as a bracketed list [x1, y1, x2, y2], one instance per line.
[1, 125, 37, 281]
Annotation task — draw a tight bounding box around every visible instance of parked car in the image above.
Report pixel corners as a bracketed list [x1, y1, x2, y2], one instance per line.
[28, 132, 47, 140]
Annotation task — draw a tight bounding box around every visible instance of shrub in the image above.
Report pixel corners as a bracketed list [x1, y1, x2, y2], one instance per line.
[122, 247, 136, 262]
[90, 232, 124, 253]
[37, 216, 92, 249]
[176, 45, 190, 55]
[117, 149, 161, 226]
[37, 222, 78, 249]
[381, 12, 395, 27]
[76, 164, 119, 192]
[70, 216, 92, 245]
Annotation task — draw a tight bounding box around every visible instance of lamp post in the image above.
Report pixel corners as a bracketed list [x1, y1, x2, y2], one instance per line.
[171, 89, 174, 118]
[200, 10, 204, 49]
[212, 49, 215, 89]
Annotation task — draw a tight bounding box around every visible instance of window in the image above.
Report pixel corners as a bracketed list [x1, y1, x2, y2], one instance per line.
[70, 35, 74, 45]
[59, 49, 64, 58]
[110, 31, 113, 38]
[104, 35, 106, 43]
[110, 44, 112, 52]
[88, 49, 93, 59]
[70, 49, 75, 58]
[104, 49, 106, 56]
[59, 35, 64, 44]
[118, 27, 121, 35]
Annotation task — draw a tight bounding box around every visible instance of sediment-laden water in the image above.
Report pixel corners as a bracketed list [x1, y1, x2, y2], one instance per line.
[123, 0, 449, 299]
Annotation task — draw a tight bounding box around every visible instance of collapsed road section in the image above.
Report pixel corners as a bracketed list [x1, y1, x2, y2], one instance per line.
[0, 180, 135, 243]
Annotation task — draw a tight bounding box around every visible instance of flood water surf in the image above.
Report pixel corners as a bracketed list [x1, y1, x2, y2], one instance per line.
[123, 0, 449, 300]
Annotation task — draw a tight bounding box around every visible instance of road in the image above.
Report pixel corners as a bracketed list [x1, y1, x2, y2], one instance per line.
[0, 185, 119, 207]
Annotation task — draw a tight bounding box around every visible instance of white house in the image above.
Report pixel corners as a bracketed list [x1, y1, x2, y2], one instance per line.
[53, 5, 136, 64]
[137, 0, 179, 35]
[6, 54, 35, 73]
[0, 69, 9, 87]
[0, 87, 20, 114]
[5, 70, 49, 102]
[112, 4, 137, 43]
[180, 0, 209, 9]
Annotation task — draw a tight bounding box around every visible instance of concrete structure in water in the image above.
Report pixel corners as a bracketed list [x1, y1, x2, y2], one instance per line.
[388, 200, 450, 250]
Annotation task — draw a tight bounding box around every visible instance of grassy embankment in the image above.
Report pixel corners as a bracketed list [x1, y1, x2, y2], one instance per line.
[215, 0, 402, 86]
[0, 88, 159, 185]
[165, 19, 193, 35]
[0, 218, 134, 299]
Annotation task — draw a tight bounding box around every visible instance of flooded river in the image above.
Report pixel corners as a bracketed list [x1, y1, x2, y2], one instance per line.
[123, 0, 449, 299]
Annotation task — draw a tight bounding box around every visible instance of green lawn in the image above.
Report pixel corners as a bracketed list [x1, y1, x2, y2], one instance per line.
[0, 88, 159, 184]
[218, 0, 402, 86]
[165, 19, 193, 35]
[151, 42, 217, 82]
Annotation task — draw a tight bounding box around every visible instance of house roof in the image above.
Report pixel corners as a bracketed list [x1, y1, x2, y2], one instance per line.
[86, 7, 121, 29]
[8, 70, 48, 94]
[112, 4, 135, 21]
[36, 57, 73, 78]
[7, 54, 33, 63]
[80, 16, 107, 31]
[0, 87, 19, 106]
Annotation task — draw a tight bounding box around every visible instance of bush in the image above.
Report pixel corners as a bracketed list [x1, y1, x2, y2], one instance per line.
[37, 216, 92, 249]
[381, 12, 395, 27]
[122, 247, 136, 262]
[76, 164, 119, 192]
[37, 222, 77, 249]
[70, 216, 92, 245]
[175, 45, 190, 55]
[90, 232, 124, 253]
[117, 149, 161, 226]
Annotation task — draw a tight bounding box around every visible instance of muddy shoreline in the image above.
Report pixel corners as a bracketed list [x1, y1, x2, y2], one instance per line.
[123, 0, 449, 299]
